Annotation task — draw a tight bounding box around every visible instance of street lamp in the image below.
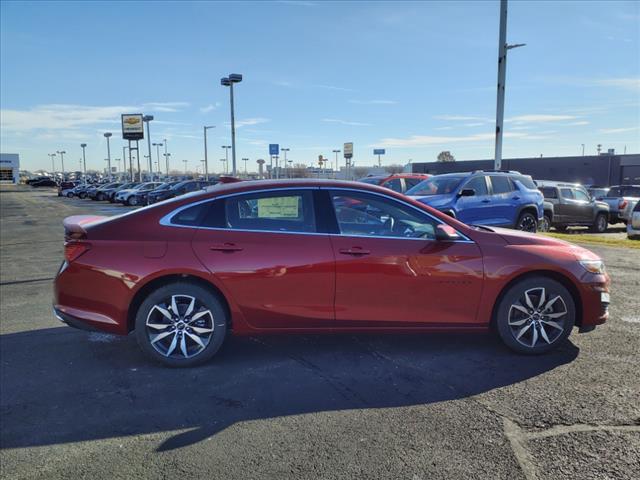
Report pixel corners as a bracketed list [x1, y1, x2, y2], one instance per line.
[144, 155, 150, 179]
[581, 144, 585, 156]
[220, 73, 242, 176]
[56, 150, 67, 178]
[332, 149, 341, 178]
[183, 159, 188, 174]
[143, 115, 154, 180]
[220, 158, 227, 174]
[242, 158, 249, 177]
[163, 138, 169, 175]
[114, 158, 121, 176]
[152, 142, 163, 179]
[48, 153, 56, 173]
[80, 143, 87, 184]
[203, 126, 215, 181]
[281, 148, 290, 179]
[103, 132, 113, 180]
[221, 145, 231, 174]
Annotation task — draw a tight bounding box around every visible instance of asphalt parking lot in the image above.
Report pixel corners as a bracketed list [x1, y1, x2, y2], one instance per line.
[1, 185, 639, 480]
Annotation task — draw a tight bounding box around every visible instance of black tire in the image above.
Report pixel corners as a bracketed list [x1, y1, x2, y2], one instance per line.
[135, 282, 227, 367]
[66, 192, 74, 198]
[127, 196, 138, 206]
[96, 192, 105, 201]
[555, 225, 568, 232]
[79, 192, 87, 199]
[590, 213, 608, 233]
[539, 214, 552, 232]
[495, 276, 575, 355]
[516, 211, 538, 233]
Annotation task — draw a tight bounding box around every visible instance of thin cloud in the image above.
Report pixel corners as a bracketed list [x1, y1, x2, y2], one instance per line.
[377, 132, 528, 148]
[322, 118, 372, 127]
[433, 115, 492, 122]
[144, 102, 190, 112]
[507, 114, 578, 123]
[200, 103, 220, 114]
[564, 121, 590, 126]
[541, 75, 640, 91]
[312, 84, 355, 92]
[224, 118, 270, 128]
[599, 127, 639, 134]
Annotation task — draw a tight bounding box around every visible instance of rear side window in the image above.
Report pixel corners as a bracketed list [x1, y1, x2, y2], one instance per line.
[607, 187, 621, 197]
[490, 176, 514, 194]
[464, 176, 489, 196]
[383, 178, 403, 192]
[513, 175, 536, 190]
[540, 187, 558, 199]
[225, 190, 316, 233]
[622, 186, 640, 197]
[404, 178, 423, 189]
[560, 188, 574, 199]
[171, 203, 207, 226]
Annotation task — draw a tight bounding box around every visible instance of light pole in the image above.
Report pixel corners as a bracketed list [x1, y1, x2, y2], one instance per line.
[144, 155, 150, 178]
[242, 158, 249, 177]
[114, 158, 121, 176]
[163, 139, 169, 175]
[183, 159, 188, 175]
[103, 132, 113, 180]
[493, 0, 525, 170]
[281, 148, 290, 179]
[48, 153, 56, 173]
[143, 115, 154, 179]
[220, 158, 227, 174]
[203, 126, 215, 181]
[221, 145, 231, 174]
[221, 73, 242, 176]
[153, 142, 163, 179]
[581, 144, 585, 156]
[123, 145, 132, 181]
[80, 143, 87, 184]
[332, 149, 340, 177]
[56, 150, 66, 178]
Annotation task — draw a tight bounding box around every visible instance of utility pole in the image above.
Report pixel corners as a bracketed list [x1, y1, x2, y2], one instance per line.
[48, 153, 56, 173]
[153, 143, 163, 179]
[493, 0, 525, 170]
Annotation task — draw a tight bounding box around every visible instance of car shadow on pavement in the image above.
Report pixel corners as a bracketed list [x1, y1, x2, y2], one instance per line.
[0, 327, 579, 452]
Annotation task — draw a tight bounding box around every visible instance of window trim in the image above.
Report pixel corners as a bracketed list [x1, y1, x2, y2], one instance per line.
[159, 186, 473, 243]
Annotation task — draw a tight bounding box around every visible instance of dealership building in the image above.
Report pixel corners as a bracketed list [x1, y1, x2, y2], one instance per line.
[0, 153, 20, 184]
[409, 153, 640, 186]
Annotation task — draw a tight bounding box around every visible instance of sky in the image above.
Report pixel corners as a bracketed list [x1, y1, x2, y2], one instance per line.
[1, 0, 639, 173]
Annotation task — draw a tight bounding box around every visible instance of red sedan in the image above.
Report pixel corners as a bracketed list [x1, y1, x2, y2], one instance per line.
[54, 179, 610, 367]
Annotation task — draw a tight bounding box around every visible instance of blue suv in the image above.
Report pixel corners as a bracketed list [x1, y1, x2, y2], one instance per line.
[406, 170, 543, 232]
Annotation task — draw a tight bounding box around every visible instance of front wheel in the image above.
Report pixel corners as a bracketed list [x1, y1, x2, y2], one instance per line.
[135, 282, 227, 367]
[516, 212, 538, 233]
[127, 196, 138, 206]
[495, 276, 575, 354]
[538, 214, 552, 232]
[590, 213, 608, 233]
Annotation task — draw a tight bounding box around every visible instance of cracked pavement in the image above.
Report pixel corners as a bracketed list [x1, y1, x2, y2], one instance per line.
[1, 186, 639, 479]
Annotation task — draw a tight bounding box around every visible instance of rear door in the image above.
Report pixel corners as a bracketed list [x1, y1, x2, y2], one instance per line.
[327, 189, 483, 326]
[488, 175, 517, 226]
[558, 188, 582, 223]
[191, 189, 336, 329]
[572, 187, 594, 222]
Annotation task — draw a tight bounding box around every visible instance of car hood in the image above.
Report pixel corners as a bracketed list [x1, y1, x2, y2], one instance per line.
[408, 194, 453, 208]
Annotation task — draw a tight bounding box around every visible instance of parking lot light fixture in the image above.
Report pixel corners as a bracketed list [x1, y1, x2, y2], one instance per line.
[56, 151, 66, 178]
[221, 145, 231, 174]
[203, 126, 215, 181]
[153, 142, 163, 179]
[80, 144, 87, 184]
[242, 158, 249, 177]
[281, 148, 290, 179]
[221, 73, 242, 176]
[143, 115, 154, 180]
[48, 153, 56, 174]
[103, 132, 113, 180]
[163, 139, 169, 175]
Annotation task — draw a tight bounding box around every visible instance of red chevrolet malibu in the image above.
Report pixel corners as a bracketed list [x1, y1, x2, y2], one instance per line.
[54, 179, 610, 367]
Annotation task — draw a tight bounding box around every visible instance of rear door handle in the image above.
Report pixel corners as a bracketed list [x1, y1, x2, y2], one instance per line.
[512, 196, 521, 200]
[481, 199, 491, 203]
[210, 243, 243, 252]
[339, 247, 371, 256]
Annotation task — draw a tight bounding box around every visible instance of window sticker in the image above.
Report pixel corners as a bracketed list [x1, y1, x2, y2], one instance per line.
[257, 196, 300, 218]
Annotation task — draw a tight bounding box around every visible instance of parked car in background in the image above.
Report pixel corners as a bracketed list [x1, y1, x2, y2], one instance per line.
[105, 182, 139, 202]
[115, 182, 163, 206]
[132, 181, 181, 206]
[601, 185, 640, 224]
[407, 170, 543, 232]
[27, 176, 53, 185]
[627, 201, 640, 240]
[587, 186, 610, 201]
[537, 181, 609, 233]
[57, 181, 77, 196]
[30, 178, 58, 187]
[74, 184, 93, 199]
[359, 173, 430, 194]
[54, 179, 610, 367]
[146, 180, 214, 204]
[88, 182, 123, 201]
[620, 198, 639, 224]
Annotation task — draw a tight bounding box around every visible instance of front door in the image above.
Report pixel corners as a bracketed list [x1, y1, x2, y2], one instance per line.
[326, 189, 484, 327]
[191, 189, 336, 329]
[456, 176, 494, 225]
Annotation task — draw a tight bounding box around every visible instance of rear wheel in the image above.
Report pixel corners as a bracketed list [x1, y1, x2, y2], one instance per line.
[66, 192, 74, 198]
[590, 213, 608, 233]
[135, 282, 227, 367]
[555, 225, 568, 233]
[79, 192, 87, 199]
[127, 196, 138, 206]
[96, 192, 105, 201]
[495, 276, 575, 354]
[516, 212, 538, 233]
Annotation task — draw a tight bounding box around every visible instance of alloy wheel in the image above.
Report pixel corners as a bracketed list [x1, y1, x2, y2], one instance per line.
[518, 214, 537, 233]
[508, 287, 567, 348]
[146, 294, 214, 359]
[539, 216, 551, 232]
[597, 215, 607, 232]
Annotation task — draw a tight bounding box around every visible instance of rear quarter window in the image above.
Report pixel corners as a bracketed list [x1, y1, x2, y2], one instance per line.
[513, 175, 536, 189]
[540, 187, 558, 199]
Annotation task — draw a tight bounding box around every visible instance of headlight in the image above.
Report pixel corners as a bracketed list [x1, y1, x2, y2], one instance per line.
[579, 259, 606, 274]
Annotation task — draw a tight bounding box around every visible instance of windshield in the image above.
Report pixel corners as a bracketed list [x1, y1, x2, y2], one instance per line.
[406, 175, 465, 196]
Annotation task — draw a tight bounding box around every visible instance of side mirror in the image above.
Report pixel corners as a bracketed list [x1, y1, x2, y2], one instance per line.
[435, 224, 462, 241]
[458, 188, 475, 197]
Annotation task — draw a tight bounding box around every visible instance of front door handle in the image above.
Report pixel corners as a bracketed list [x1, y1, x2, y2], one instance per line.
[512, 195, 521, 200]
[481, 199, 491, 203]
[210, 243, 243, 252]
[339, 247, 371, 256]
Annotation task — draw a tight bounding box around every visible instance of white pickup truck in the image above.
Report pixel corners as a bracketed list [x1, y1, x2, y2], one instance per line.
[601, 185, 640, 224]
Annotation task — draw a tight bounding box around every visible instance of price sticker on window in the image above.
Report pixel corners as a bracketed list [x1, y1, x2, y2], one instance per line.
[257, 196, 300, 218]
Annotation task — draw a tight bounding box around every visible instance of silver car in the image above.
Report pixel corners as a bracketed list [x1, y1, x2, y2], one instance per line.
[627, 201, 640, 240]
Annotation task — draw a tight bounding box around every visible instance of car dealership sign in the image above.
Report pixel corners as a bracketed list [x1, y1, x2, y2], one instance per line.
[121, 114, 144, 140]
[343, 142, 353, 159]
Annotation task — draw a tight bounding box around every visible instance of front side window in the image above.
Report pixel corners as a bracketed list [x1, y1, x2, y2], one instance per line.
[331, 191, 437, 239]
[560, 188, 574, 199]
[383, 178, 403, 192]
[406, 175, 465, 196]
[404, 177, 423, 190]
[225, 190, 316, 233]
[463, 176, 489, 196]
[540, 187, 558, 199]
[573, 189, 590, 201]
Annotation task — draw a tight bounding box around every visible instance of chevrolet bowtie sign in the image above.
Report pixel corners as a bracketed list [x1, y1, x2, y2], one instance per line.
[121, 114, 144, 140]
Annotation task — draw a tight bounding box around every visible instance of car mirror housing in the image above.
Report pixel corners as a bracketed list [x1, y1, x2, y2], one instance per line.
[435, 224, 462, 241]
[458, 188, 476, 197]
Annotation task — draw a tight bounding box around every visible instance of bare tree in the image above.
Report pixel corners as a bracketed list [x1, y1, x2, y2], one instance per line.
[384, 164, 404, 174]
[437, 151, 455, 162]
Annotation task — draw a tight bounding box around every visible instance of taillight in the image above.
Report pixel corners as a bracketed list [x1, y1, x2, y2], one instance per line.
[619, 200, 628, 210]
[64, 242, 91, 263]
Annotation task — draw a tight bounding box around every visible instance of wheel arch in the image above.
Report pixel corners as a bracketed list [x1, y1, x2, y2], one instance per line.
[126, 273, 232, 332]
[490, 269, 583, 329]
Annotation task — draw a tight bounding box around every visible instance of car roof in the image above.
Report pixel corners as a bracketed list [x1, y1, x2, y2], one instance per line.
[536, 180, 583, 188]
[201, 178, 403, 196]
